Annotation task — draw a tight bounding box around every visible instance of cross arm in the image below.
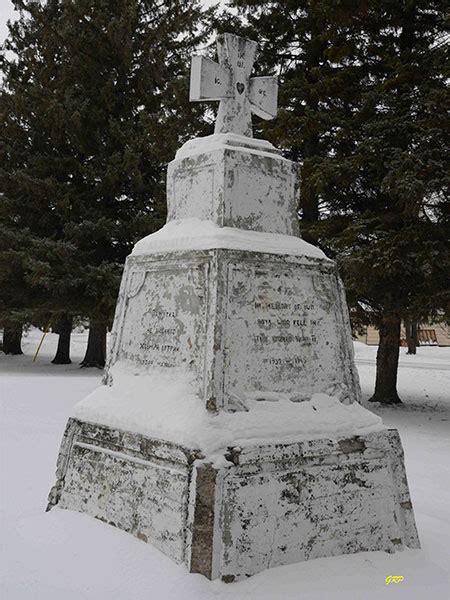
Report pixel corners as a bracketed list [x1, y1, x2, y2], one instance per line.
[189, 55, 232, 102]
[249, 76, 278, 120]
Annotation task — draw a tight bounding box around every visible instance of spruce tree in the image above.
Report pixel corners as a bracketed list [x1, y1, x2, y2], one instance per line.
[1, 0, 213, 365]
[224, 0, 449, 404]
[321, 0, 449, 403]
[218, 0, 367, 240]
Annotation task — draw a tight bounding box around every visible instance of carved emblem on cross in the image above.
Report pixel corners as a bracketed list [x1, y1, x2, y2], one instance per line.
[189, 33, 278, 138]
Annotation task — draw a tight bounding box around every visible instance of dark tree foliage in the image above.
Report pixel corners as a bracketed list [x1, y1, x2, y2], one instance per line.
[222, 0, 449, 404]
[1, 0, 212, 361]
[217, 0, 368, 238]
[319, 1, 449, 404]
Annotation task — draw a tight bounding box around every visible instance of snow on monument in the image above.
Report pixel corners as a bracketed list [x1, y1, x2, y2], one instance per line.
[48, 33, 420, 581]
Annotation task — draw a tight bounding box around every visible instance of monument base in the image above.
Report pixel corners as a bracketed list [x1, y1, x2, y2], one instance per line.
[48, 419, 419, 581]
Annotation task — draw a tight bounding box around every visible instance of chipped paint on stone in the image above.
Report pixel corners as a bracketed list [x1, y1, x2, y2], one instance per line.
[107, 254, 210, 388]
[48, 31, 419, 583]
[189, 33, 277, 138]
[51, 420, 200, 564]
[48, 421, 420, 580]
[217, 253, 360, 407]
[104, 248, 360, 411]
[167, 141, 299, 236]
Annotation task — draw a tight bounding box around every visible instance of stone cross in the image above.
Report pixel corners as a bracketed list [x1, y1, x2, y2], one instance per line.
[189, 33, 278, 138]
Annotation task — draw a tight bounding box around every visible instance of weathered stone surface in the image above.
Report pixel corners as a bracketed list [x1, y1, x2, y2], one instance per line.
[189, 463, 217, 578]
[213, 433, 420, 580]
[190, 33, 277, 137]
[49, 420, 199, 564]
[48, 31, 420, 583]
[106, 248, 360, 410]
[48, 422, 419, 580]
[167, 139, 299, 236]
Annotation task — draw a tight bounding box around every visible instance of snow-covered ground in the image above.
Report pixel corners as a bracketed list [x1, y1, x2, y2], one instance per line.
[1, 330, 449, 599]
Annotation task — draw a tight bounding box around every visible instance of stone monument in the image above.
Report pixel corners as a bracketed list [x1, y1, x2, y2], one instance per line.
[48, 33, 420, 581]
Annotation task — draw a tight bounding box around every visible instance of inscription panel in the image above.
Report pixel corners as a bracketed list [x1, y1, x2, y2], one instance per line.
[223, 261, 346, 403]
[116, 262, 208, 375]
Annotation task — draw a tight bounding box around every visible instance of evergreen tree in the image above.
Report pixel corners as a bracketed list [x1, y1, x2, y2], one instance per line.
[218, 0, 367, 240]
[322, 0, 449, 403]
[1, 0, 212, 364]
[223, 0, 449, 403]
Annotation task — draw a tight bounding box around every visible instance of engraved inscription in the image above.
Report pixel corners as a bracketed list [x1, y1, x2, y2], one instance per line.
[116, 263, 208, 372]
[224, 262, 345, 404]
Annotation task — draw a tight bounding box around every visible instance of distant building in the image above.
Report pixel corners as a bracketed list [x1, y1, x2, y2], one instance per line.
[356, 322, 450, 347]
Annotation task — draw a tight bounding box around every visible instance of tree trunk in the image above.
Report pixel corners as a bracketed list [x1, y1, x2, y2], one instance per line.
[51, 314, 72, 364]
[80, 321, 107, 368]
[2, 323, 23, 355]
[405, 319, 418, 355]
[369, 313, 402, 404]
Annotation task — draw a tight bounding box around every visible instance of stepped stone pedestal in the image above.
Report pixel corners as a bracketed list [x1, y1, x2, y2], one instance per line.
[48, 32, 419, 581]
[167, 134, 299, 236]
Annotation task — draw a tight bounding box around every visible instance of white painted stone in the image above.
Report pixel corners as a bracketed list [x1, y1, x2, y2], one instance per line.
[132, 218, 327, 259]
[175, 133, 280, 160]
[249, 76, 278, 120]
[190, 33, 277, 137]
[49, 421, 420, 581]
[167, 136, 299, 236]
[48, 31, 420, 582]
[190, 55, 232, 102]
[105, 249, 360, 411]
